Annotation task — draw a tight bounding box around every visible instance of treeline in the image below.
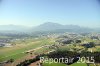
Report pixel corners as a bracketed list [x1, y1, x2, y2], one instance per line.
[16, 51, 100, 66]
[47, 50, 100, 64]
[16, 54, 45, 66]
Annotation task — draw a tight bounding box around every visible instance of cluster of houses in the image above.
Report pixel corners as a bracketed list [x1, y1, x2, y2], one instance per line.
[55, 33, 100, 49]
[0, 38, 12, 47]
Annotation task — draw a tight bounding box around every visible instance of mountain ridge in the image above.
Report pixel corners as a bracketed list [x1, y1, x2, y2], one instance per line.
[0, 22, 99, 33]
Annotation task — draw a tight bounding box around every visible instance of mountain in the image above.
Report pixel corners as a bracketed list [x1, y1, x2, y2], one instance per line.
[32, 22, 93, 33]
[33, 22, 81, 31]
[0, 22, 99, 33]
[33, 22, 64, 31]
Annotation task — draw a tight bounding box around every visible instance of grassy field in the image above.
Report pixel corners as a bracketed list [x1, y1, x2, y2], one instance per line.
[42, 63, 66, 66]
[70, 63, 87, 66]
[0, 38, 55, 62]
[43, 63, 87, 66]
[89, 64, 95, 66]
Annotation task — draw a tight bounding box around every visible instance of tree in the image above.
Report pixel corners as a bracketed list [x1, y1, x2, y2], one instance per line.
[75, 40, 81, 43]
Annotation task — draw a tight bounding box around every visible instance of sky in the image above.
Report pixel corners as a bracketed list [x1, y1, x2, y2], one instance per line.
[0, 0, 100, 28]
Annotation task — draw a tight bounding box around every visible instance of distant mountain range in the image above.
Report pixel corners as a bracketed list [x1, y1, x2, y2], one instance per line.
[0, 22, 99, 33]
[33, 22, 81, 31]
[32, 22, 95, 33]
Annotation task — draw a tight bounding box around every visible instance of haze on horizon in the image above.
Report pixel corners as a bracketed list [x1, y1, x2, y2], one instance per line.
[0, 0, 100, 28]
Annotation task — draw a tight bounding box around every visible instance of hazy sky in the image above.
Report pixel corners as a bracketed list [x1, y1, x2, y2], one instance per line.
[0, 0, 100, 28]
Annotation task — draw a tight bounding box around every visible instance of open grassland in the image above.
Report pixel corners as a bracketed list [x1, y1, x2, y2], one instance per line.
[43, 63, 87, 66]
[0, 38, 55, 62]
[89, 64, 95, 66]
[70, 63, 87, 66]
[42, 63, 66, 66]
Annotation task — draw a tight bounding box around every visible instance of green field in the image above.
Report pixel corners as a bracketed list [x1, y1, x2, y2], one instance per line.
[0, 38, 55, 62]
[43, 63, 87, 66]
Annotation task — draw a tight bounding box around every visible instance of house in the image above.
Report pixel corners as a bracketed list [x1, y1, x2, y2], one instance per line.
[0, 43, 12, 47]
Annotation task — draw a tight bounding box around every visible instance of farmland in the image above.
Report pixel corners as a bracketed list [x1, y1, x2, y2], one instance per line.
[0, 32, 100, 66]
[0, 38, 55, 62]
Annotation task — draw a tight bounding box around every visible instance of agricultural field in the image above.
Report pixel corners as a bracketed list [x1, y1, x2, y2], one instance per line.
[0, 32, 100, 66]
[0, 38, 55, 62]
